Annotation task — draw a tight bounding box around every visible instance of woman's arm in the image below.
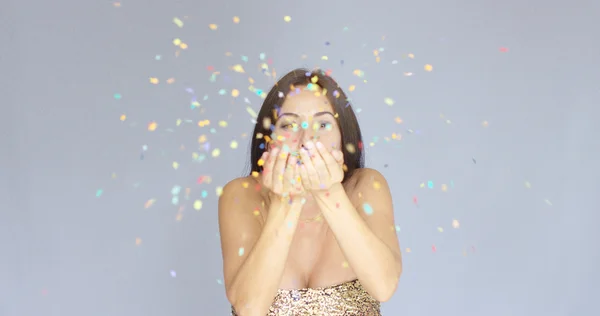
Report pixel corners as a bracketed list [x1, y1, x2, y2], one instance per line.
[312, 168, 402, 302]
[218, 179, 302, 316]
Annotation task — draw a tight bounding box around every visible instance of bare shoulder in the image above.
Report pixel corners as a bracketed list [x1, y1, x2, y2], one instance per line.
[350, 168, 390, 190]
[218, 176, 264, 289]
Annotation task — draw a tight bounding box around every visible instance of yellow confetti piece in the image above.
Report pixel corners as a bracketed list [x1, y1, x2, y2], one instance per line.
[231, 89, 239, 97]
[321, 56, 328, 60]
[353, 69, 365, 77]
[373, 181, 381, 190]
[257, 158, 266, 167]
[212, 149, 221, 157]
[233, 16, 240, 23]
[179, 43, 188, 49]
[193, 200, 203, 210]
[149, 77, 159, 84]
[311, 76, 319, 84]
[452, 219, 460, 228]
[172, 162, 179, 170]
[348, 85, 356, 92]
[437, 227, 444, 233]
[406, 247, 411, 253]
[173, 17, 184, 28]
[197, 120, 210, 127]
[209, 24, 218, 30]
[135, 237, 142, 245]
[408, 53, 415, 59]
[147, 121, 157, 131]
[246, 106, 257, 118]
[253, 209, 260, 216]
[230, 140, 238, 149]
[524, 181, 532, 188]
[215, 186, 223, 197]
[283, 16, 291, 22]
[241, 182, 249, 189]
[345, 143, 356, 154]
[231, 64, 245, 73]
[424, 64, 433, 72]
[384, 98, 394, 106]
[441, 184, 448, 191]
[120, 114, 126, 121]
[219, 121, 228, 127]
[198, 135, 207, 143]
[113, 2, 121, 7]
[342, 261, 349, 268]
[173, 38, 181, 46]
[144, 199, 156, 208]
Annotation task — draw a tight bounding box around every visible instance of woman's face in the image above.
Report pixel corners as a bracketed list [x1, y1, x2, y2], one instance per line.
[269, 85, 341, 155]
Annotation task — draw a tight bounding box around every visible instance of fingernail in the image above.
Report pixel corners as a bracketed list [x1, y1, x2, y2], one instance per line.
[316, 142, 323, 148]
[305, 141, 314, 148]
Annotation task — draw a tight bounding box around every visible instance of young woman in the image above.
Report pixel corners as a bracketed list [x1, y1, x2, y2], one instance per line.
[218, 68, 402, 316]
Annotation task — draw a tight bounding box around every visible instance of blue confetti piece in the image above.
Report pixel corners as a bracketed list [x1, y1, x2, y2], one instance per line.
[201, 190, 208, 198]
[427, 181, 433, 189]
[96, 189, 103, 197]
[363, 203, 373, 215]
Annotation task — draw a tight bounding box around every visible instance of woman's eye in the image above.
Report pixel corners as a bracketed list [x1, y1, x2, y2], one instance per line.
[320, 122, 333, 130]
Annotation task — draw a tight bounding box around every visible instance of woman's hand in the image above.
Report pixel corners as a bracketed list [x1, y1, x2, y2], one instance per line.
[298, 141, 345, 192]
[260, 147, 306, 203]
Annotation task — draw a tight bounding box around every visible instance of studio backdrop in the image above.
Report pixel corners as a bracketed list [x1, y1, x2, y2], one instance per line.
[1, 0, 599, 315]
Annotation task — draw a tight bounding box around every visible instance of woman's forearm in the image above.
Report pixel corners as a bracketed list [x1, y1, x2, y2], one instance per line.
[313, 184, 401, 302]
[228, 200, 302, 316]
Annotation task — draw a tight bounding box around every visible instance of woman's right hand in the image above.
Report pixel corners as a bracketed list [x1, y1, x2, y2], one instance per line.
[260, 147, 305, 203]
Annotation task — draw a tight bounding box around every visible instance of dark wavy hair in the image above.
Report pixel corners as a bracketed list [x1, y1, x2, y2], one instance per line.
[245, 68, 365, 183]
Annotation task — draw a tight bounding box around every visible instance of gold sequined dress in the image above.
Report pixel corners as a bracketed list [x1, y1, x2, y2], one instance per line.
[231, 279, 381, 316]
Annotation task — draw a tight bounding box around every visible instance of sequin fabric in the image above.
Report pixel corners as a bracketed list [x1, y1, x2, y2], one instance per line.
[231, 279, 381, 316]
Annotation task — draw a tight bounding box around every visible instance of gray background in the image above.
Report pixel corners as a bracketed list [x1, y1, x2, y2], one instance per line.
[1, 0, 599, 315]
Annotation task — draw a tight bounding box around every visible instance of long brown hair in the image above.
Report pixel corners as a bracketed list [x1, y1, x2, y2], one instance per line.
[245, 68, 365, 183]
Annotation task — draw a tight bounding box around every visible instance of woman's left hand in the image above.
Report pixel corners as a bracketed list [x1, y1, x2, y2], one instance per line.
[298, 141, 344, 192]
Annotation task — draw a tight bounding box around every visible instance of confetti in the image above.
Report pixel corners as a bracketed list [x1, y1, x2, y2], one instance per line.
[233, 16, 240, 24]
[384, 98, 394, 106]
[170, 270, 176, 277]
[362, 203, 373, 215]
[119, 114, 126, 121]
[452, 219, 460, 228]
[283, 16, 292, 22]
[238, 247, 245, 256]
[173, 17, 184, 28]
[113, 93, 122, 99]
[342, 261, 349, 268]
[231, 89, 240, 97]
[424, 64, 433, 72]
[144, 199, 156, 208]
[172, 162, 179, 169]
[96, 189, 103, 197]
[482, 120, 489, 127]
[231, 64, 245, 73]
[212, 149, 221, 157]
[135, 237, 142, 245]
[149, 77, 159, 84]
[209, 24, 218, 30]
[524, 181, 532, 188]
[348, 85, 356, 92]
[147, 121, 157, 131]
[437, 227, 444, 232]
